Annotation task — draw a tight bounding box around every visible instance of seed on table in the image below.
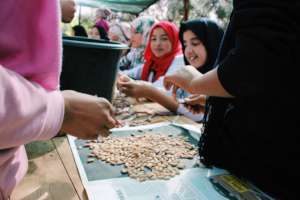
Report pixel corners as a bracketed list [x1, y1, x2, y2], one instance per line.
[87, 158, 96, 163]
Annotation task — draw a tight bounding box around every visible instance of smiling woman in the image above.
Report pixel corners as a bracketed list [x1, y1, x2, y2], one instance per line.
[179, 18, 223, 74]
[116, 21, 185, 106]
[182, 30, 207, 69]
[141, 21, 182, 83]
[150, 27, 173, 58]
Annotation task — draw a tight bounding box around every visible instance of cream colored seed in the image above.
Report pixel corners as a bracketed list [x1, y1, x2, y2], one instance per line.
[86, 133, 197, 182]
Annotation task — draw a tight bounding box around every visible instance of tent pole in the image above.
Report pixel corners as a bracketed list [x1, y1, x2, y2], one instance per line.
[184, 0, 189, 21]
[79, 5, 82, 25]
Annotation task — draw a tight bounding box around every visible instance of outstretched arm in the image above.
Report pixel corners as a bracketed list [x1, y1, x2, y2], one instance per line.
[0, 66, 64, 149]
[0, 66, 119, 149]
[189, 68, 233, 97]
[118, 74, 179, 112]
[144, 86, 179, 113]
[164, 65, 233, 98]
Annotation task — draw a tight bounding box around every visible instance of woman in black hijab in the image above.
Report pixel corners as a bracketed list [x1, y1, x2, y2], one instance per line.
[177, 19, 231, 124]
[179, 18, 223, 73]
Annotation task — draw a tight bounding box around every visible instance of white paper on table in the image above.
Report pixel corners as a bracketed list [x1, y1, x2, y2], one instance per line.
[68, 122, 274, 200]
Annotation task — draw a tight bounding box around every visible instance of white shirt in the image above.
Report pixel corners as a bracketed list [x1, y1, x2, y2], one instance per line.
[121, 54, 204, 121]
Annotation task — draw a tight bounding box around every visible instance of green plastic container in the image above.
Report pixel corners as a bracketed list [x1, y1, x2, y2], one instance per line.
[60, 36, 128, 100]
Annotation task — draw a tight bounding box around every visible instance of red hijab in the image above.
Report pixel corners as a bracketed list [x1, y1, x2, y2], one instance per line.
[141, 21, 182, 82]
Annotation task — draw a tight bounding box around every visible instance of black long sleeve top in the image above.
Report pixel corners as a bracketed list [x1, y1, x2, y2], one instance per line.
[200, 0, 300, 199]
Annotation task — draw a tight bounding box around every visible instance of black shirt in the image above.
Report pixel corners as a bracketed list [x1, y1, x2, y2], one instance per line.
[200, 0, 300, 199]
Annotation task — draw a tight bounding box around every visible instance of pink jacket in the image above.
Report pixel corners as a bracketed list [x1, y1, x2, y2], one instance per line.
[0, 0, 64, 198]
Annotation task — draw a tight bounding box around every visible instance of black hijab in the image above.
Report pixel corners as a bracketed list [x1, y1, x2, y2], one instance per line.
[72, 25, 88, 37]
[179, 18, 224, 74]
[94, 25, 109, 41]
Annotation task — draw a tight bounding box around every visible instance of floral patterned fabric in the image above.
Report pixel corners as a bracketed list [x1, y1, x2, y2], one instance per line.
[118, 16, 155, 71]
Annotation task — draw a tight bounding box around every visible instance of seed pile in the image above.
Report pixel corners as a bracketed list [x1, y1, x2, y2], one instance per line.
[85, 133, 197, 182]
[112, 93, 161, 126]
[112, 93, 132, 115]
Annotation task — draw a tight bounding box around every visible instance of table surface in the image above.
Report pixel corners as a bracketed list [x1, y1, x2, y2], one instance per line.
[11, 102, 201, 200]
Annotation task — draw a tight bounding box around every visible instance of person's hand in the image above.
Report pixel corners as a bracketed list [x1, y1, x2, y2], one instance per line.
[185, 94, 206, 106]
[117, 74, 151, 99]
[164, 65, 202, 97]
[118, 79, 151, 100]
[181, 94, 206, 114]
[60, 90, 119, 139]
[116, 74, 132, 90]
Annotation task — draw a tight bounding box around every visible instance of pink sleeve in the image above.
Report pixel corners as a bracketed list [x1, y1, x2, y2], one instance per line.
[0, 65, 64, 149]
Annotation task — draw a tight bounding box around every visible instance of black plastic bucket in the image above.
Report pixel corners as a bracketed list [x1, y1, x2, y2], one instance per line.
[60, 36, 128, 100]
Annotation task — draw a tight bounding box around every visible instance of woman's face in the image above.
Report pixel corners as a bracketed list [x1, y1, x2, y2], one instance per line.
[108, 31, 119, 42]
[90, 27, 100, 39]
[130, 27, 143, 48]
[150, 27, 172, 58]
[183, 30, 207, 68]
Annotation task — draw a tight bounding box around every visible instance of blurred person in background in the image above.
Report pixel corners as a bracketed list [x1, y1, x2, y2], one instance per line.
[71, 25, 88, 37]
[108, 21, 131, 56]
[90, 25, 109, 40]
[108, 21, 131, 44]
[118, 16, 156, 74]
[95, 7, 111, 34]
[60, 0, 76, 23]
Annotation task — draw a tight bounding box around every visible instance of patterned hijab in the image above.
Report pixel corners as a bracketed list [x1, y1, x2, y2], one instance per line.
[117, 17, 155, 71]
[131, 16, 156, 48]
[179, 18, 224, 73]
[109, 22, 130, 44]
[141, 21, 182, 82]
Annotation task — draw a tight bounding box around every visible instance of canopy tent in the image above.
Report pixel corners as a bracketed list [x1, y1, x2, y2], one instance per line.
[77, 0, 159, 15]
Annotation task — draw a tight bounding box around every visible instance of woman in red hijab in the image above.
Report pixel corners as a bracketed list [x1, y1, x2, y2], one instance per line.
[141, 21, 182, 82]
[118, 21, 184, 96]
